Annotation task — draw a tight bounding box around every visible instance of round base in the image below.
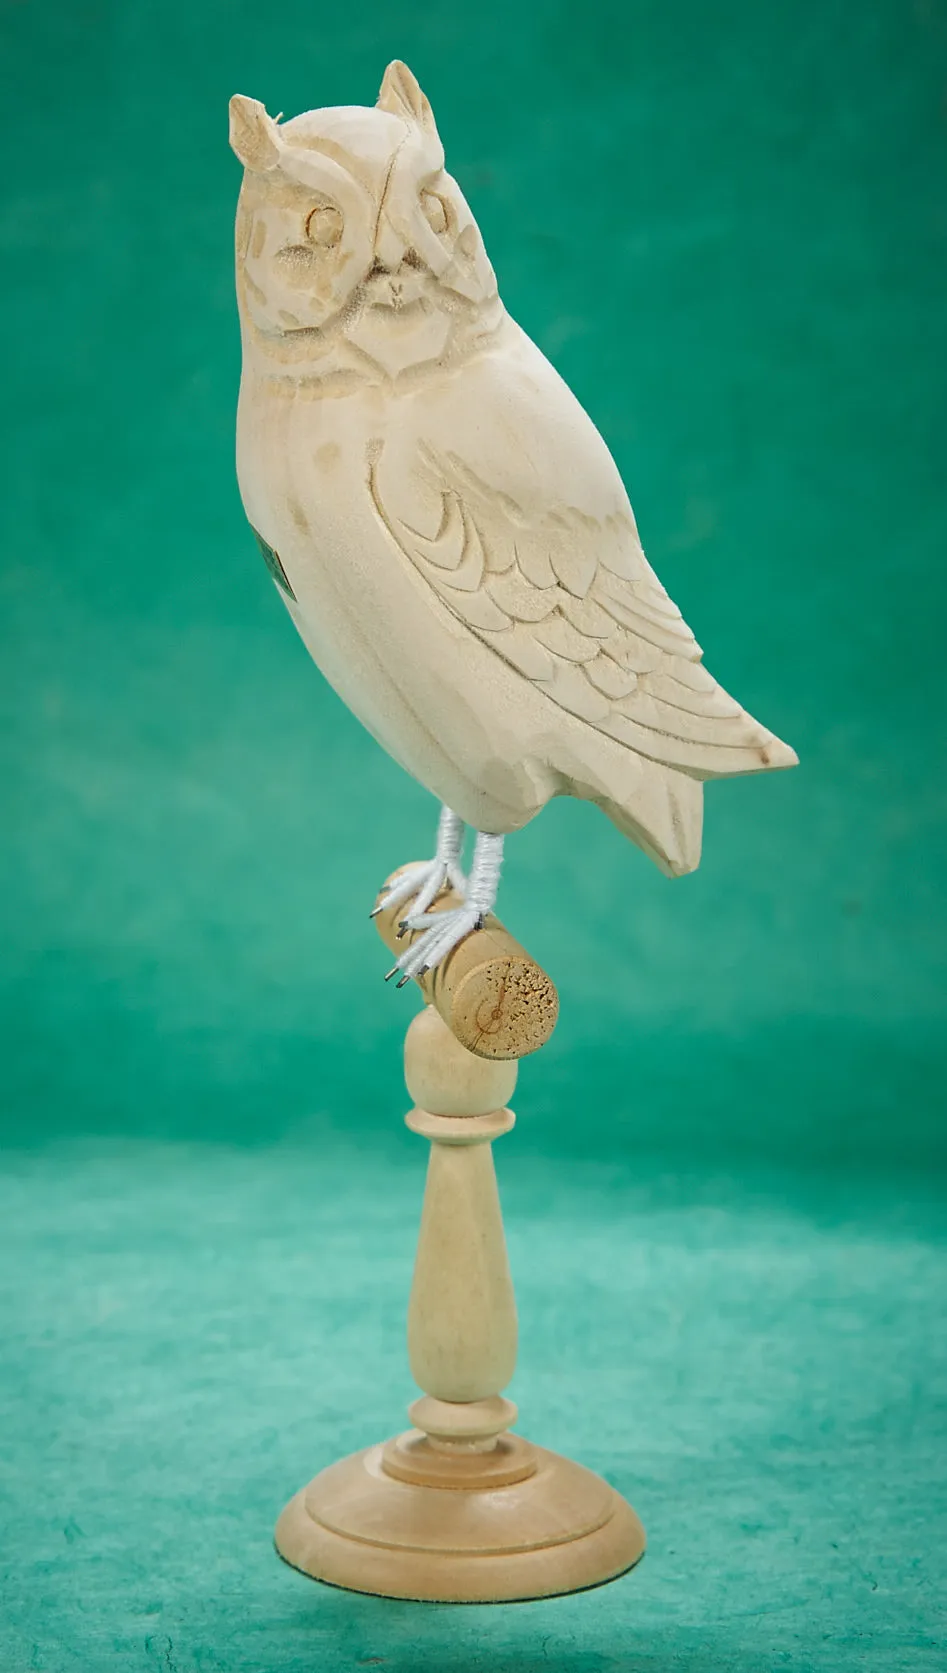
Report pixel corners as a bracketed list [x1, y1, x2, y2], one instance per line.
[274, 1431, 646, 1604]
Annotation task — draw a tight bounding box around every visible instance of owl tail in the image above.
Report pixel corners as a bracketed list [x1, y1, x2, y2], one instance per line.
[598, 762, 704, 879]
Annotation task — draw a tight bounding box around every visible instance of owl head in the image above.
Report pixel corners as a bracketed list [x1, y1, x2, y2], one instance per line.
[229, 61, 499, 377]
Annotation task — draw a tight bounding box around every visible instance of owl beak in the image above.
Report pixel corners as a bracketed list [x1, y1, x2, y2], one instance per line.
[366, 216, 429, 307]
[373, 215, 409, 274]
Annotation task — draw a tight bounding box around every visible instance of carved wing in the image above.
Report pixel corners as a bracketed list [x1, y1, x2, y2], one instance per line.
[369, 441, 785, 779]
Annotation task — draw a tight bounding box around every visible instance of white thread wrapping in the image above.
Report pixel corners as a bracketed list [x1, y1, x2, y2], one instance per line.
[378, 805, 466, 919]
[465, 832, 503, 919]
[436, 805, 465, 871]
[394, 830, 505, 981]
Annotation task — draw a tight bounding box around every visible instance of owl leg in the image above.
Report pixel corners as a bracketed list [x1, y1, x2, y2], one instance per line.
[371, 804, 467, 925]
[386, 831, 504, 987]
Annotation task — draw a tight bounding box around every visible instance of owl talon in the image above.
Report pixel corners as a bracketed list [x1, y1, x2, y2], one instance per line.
[371, 807, 469, 927]
[372, 857, 460, 922]
[388, 904, 486, 984]
[374, 814, 508, 984]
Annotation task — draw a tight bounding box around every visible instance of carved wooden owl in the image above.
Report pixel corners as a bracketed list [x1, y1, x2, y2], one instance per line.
[229, 61, 796, 891]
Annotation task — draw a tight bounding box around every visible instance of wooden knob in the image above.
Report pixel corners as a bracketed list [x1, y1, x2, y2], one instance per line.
[373, 868, 559, 1061]
[405, 1006, 516, 1116]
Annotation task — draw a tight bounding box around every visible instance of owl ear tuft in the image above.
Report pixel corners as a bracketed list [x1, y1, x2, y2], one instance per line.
[377, 60, 437, 135]
[229, 95, 282, 173]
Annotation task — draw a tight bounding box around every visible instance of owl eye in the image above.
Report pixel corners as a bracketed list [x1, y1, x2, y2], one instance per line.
[306, 204, 343, 247]
[420, 191, 449, 236]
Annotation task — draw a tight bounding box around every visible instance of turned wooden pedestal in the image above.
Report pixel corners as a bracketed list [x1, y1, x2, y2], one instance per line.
[274, 877, 645, 1603]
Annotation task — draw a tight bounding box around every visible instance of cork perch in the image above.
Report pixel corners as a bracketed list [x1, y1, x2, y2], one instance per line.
[273, 881, 644, 1603]
[372, 864, 559, 1060]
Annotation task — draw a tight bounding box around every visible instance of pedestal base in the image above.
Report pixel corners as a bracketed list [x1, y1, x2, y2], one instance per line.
[274, 1431, 645, 1603]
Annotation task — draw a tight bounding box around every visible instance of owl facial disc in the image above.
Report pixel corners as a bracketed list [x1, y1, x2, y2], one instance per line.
[230, 62, 500, 378]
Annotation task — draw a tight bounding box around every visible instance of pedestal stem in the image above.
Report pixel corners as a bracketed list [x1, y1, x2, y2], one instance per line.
[407, 1111, 517, 1403]
[396, 1007, 522, 1467]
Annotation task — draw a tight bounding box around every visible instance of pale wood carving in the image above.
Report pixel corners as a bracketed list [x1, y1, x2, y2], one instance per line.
[274, 1001, 645, 1602]
[229, 58, 797, 982]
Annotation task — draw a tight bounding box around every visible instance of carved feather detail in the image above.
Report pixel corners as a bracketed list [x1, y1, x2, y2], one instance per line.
[369, 446, 786, 779]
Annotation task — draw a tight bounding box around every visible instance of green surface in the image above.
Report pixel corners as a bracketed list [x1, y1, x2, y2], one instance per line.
[3, 1142, 946, 1671]
[1, 0, 945, 1668]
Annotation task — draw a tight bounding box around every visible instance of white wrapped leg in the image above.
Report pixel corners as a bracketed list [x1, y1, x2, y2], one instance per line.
[389, 832, 504, 986]
[372, 806, 466, 925]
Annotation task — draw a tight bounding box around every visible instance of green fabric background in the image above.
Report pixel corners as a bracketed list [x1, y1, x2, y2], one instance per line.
[2, 1, 945, 1668]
